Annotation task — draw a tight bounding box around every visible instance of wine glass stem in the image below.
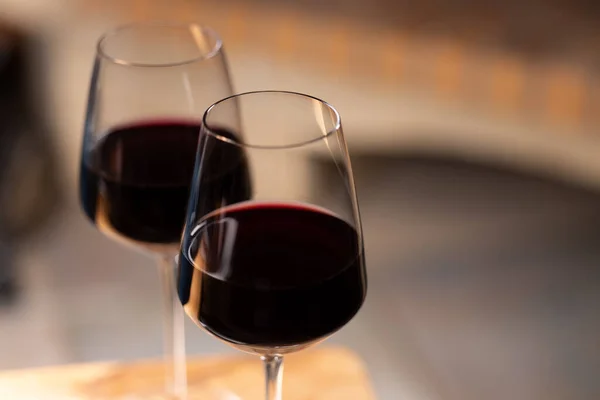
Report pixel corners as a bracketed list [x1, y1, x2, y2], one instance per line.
[262, 355, 284, 400]
[157, 256, 187, 399]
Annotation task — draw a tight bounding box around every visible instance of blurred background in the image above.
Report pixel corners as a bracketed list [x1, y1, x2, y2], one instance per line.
[1, 0, 600, 399]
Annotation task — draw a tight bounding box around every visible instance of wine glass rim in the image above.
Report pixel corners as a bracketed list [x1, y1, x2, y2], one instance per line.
[96, 22, 223, 67]
[203, 90, 342, 150]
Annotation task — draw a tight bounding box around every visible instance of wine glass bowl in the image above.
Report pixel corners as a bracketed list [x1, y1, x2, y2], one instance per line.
[81, 22, 233, 254]
[178, 91, 367, 400]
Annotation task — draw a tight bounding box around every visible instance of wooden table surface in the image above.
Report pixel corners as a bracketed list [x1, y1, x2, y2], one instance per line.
[0, 346, 375, 399]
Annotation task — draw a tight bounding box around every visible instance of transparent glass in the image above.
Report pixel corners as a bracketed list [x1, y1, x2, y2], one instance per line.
[78, 22, 234, 399]
[178, 91, 367, 400]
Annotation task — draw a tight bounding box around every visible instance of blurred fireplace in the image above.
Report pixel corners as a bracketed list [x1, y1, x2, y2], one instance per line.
[313, 150, 600, 399]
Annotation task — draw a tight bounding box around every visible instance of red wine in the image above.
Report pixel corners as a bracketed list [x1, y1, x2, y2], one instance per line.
[80, 121, 201, 249]
[178, 202, 366, 348]
[80, 121, 252, 252]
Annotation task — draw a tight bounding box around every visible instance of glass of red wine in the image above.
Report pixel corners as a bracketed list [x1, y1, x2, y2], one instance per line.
[178, 91, 367, 400]
[79, 22, 234, 398]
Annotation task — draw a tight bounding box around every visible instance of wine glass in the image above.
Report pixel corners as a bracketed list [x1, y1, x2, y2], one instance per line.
[178, 91, 367, 400]
[79, 22, 234, 399]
